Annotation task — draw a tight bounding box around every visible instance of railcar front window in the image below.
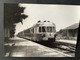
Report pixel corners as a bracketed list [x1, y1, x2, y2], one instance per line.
[50, 27, 52, 32]
[53, 27, 56, 32]
[39, 27, 46, 32]
[39, 27, 41, 32]
[47, 27, 52, 32]
[47, 27, 49, 32]
[42, 27, 46, 32]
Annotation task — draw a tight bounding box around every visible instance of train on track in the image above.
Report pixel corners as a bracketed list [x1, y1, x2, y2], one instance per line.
[17, 20, 56, 43]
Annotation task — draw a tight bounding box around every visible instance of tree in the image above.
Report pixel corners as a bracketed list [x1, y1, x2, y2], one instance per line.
[4, 4, 28, 37]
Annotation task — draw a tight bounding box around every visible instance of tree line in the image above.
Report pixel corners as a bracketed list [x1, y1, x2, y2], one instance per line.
[4, 4, 28, 37]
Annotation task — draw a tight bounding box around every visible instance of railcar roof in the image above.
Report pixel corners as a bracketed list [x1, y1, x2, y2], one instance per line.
[36, 21, 55, 27]
[25, 21, 55, 30]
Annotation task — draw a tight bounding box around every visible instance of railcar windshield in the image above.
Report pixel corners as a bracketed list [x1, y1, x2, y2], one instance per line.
[39, 27, 41, 32]
[47, 27, 55, 32]
[53, 27, 56, 32]
[47, 27, 52, 32]
[39, 26, 55, 32]
[39, 26, 46, 32]
[42, 27, 46, 32]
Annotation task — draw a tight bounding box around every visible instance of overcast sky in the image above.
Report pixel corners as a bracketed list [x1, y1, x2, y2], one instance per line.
[15, 4, 80, 35]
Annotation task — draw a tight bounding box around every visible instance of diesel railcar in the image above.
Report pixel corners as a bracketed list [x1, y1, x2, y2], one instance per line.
[18, 21, 56, 43]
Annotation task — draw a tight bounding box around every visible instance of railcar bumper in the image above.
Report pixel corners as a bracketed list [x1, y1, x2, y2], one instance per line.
[43, 37, 55, 42]
[43, 37, 54, 40]
[43, 37, 48, 40]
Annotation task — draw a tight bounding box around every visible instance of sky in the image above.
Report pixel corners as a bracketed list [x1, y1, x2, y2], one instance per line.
[15, 4, 80, 35]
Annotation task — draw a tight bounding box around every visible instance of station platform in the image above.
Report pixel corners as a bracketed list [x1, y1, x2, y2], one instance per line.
[4, 37, 73, 57]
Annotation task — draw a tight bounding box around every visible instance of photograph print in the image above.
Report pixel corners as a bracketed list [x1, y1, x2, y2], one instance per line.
[4, 3, 79, 57]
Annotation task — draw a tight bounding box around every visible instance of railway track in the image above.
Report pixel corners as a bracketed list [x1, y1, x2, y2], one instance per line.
[37, 41, 76, 56]
[54, 42, 75, 52]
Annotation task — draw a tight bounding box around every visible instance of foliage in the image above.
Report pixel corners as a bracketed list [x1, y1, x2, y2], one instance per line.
[4, 4, 28, 37]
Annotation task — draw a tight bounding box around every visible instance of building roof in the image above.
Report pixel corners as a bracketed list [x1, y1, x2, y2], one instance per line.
[64, 23, 79, 30]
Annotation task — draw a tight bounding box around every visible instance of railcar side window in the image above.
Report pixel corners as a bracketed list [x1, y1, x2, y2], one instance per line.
[26, 29, 30, 33]
[30, 28, 34, 33]
[32, 28, 34, 33]
[35, 28, 37, 33]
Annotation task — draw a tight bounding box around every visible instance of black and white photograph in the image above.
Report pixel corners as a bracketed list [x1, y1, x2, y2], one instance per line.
[4, 3, 79, 57]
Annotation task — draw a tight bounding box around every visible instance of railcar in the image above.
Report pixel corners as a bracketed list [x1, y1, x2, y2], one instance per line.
[18, 21, 56, 43]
